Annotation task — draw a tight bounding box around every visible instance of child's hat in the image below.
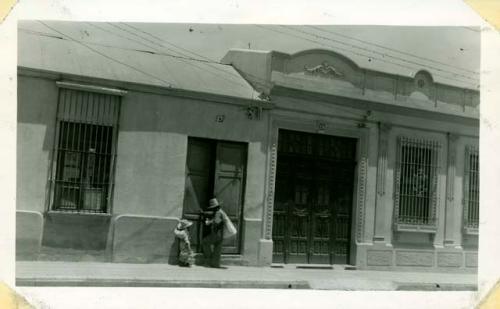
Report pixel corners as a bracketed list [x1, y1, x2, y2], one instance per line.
[177, 219, 193, 230]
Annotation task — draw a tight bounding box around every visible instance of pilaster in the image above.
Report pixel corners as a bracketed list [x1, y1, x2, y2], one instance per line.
[444, 133, 459, 247]
[373, 122, 392, 244]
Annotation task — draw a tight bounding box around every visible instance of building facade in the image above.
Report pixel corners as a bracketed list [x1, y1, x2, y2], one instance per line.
[17, 22, 479, 271]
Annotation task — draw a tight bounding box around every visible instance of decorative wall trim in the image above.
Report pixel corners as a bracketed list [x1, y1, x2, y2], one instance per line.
[316, 120, 328, 132]
[304, 61, 344, 78]
[264, 142, 278, 240]
[263, 115, 369, 251]
[395, 250, 434, 267]
[437, 252, 462, 267]
[269, 50, 479, 113]
[246, 106, 262, 120]
[356, 154, 368, 242]
[367, 250, 393, 266]
[465, 252, 478, 268]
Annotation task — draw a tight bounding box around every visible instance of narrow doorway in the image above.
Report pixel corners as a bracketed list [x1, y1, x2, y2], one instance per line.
[182, 137, 247, 254]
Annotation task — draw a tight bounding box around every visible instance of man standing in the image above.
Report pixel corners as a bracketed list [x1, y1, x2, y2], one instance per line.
[201, 198, 224, 268]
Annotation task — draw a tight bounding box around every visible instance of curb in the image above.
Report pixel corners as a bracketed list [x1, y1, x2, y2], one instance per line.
[16, 278, 311, 289]
[16, 278, 477, 291]
[395, 282, 477, 291]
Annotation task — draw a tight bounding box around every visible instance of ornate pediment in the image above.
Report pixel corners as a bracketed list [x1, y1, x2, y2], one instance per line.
[304, 61, 344, 79]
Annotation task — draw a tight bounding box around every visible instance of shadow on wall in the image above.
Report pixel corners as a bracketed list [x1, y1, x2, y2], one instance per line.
[111, 215, 180, 264]
[168, 238, 179, 265]
[32, 213, 184, 263]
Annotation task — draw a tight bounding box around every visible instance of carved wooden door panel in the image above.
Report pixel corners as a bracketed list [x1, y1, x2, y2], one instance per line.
[272, 155, 293, 263]
[309, 162, 333, 264]
[287, 159, 313, 264]
[331, 168, 355, 264]
[273, 130, 356, 265]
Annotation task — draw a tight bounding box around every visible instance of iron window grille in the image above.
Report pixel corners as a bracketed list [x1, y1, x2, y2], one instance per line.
[49, 88, 121, 214]
[394, 137, 441, 228]
[463, 146, 479, 232]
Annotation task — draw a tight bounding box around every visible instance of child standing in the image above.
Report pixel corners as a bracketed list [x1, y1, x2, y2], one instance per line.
[174, 219, 195, 267]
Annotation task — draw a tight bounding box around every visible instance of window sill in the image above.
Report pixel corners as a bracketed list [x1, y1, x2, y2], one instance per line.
[464, 227, 479, 235]
[394, 223, 437, 233]
[47, 210, 112, 217]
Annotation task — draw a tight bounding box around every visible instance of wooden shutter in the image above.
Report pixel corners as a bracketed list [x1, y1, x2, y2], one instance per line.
[57, 88, 120, 125]
[214, 142, 247, 254]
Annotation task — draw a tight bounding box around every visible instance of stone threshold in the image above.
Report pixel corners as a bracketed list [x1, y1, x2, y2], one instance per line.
[271, 263, 357, 270]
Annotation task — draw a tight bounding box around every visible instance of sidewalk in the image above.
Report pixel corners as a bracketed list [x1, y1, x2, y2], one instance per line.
[16, 261, 477, 290]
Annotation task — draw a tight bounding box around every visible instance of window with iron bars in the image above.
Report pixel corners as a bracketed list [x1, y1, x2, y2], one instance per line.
[50, 88, 120, 213]
[463, 146, 479, 230]
[394, 137, 441, 227]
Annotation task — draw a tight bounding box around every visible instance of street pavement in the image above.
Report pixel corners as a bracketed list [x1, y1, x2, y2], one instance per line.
[16, 261, 477, 290]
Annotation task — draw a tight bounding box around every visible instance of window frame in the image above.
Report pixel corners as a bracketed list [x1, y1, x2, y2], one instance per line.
[393, 136, 442, 232]
[48, 86, 122, 215]
[463, 145, 479, 235]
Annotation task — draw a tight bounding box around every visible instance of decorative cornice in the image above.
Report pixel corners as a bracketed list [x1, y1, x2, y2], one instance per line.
[271, 49, 478, 93]
[270, 82, 479, 123]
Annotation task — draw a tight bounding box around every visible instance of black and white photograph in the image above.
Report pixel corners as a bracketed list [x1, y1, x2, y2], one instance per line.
[16, 21, 480, 290]
[2, 1, 500, 308]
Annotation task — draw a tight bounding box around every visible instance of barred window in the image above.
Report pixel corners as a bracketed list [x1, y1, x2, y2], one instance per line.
[394, 137, 441, 226]
[51, 87, 121, 213]
[463, 146, 479, 230]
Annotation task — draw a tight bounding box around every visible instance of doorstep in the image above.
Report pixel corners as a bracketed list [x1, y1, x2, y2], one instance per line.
[192, 254, 249, 266]
[271, 263, 357, 271]
[220, 254, 250, 266]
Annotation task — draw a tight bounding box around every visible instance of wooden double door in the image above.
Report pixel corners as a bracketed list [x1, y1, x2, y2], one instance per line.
[182, 138, 247, 254]
[272, 130, 357, 264]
